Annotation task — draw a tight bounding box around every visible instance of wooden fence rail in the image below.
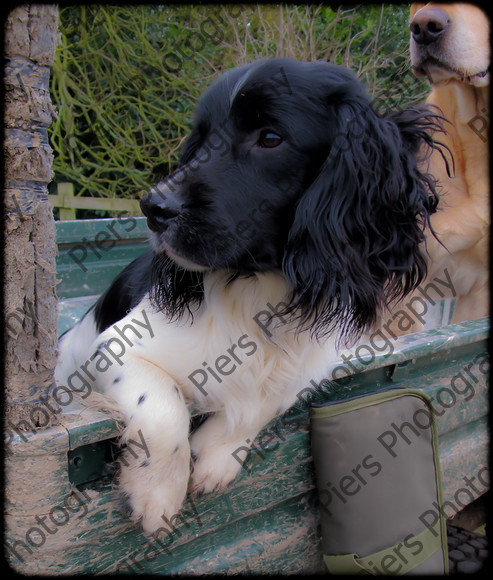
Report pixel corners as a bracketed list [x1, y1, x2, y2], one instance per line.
[49, 182, 142, 220]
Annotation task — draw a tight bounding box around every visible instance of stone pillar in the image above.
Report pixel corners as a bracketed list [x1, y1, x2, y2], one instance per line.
[4, 5, 60, 429]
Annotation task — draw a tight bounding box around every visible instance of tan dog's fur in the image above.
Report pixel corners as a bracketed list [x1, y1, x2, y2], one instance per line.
[410, 3, 489, 322]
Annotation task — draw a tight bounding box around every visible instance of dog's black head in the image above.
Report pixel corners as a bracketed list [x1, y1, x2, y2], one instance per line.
[140, 58, 445, 339]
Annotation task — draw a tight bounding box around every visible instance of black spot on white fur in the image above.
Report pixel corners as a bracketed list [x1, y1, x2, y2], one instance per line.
[94, 341, 109, 357]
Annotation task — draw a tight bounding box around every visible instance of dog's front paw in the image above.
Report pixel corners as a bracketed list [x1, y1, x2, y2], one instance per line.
[118, 442, 191, 535]
[189, 443, 245, 495]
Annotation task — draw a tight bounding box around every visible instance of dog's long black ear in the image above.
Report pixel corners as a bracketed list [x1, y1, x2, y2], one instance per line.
[282, 101, 446, 342]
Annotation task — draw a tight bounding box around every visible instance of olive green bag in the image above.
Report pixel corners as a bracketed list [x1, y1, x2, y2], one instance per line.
[310, 388, 448, 575]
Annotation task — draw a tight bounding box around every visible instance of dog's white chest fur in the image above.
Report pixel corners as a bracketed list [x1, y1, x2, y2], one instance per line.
[96, 271, 337, 428]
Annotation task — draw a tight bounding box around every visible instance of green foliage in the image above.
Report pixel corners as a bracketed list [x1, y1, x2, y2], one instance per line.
[49, 4, 429, 201]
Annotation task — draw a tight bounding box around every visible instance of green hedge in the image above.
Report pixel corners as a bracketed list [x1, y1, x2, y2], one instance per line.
[49, 4, 428, 204]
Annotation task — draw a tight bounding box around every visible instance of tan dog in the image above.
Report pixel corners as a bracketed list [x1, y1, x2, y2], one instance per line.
[410, 3, 490, 323]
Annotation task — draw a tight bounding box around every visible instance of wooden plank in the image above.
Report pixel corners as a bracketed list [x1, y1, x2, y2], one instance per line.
[56, 251, 148, 299]
[50, 195, 142, 214]
[56, 182, 76, 220]
[55, 216, 148, 244]
[118, 495, 325, 575]
[54, 217, 149, 299]
[49, 187, 142, 217]
[439, 419, 489, 508]
[57, 295, 99, 334]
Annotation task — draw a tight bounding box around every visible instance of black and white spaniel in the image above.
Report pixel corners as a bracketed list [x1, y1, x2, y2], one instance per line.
[56, 58, 444, 534]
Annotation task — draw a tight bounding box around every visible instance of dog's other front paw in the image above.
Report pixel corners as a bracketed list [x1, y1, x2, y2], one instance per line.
[189, 442, 245, 496]
[189, 412, 266, 496]
[118, 441, 191, 535]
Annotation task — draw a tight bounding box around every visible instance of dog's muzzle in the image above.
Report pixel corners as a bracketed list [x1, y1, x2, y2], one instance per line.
[140, 184, 183, 233]
[410, 7, 450, 46]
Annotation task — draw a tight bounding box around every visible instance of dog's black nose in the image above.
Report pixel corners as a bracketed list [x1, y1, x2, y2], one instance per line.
[410, 8, 450, 45]
[140, 185, 182, 231]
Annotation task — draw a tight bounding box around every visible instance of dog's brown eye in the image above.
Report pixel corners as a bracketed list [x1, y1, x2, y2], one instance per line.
[258, 130, 283, 148]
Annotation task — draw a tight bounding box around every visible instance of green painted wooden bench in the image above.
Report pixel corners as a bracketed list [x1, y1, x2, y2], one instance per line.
[6, 217, 489, 574]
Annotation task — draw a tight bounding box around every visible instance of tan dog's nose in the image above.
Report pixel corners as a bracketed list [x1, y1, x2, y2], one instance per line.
[410, 7, 450, 45]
